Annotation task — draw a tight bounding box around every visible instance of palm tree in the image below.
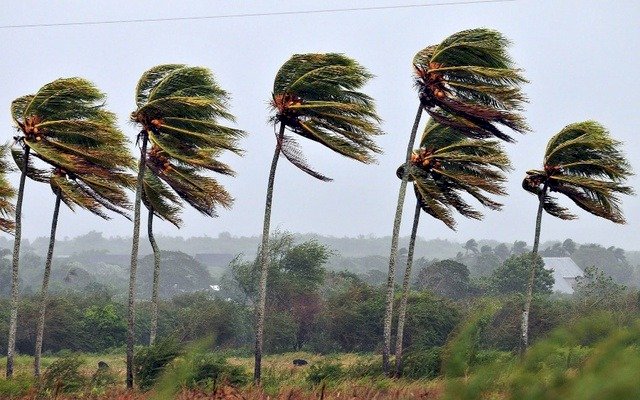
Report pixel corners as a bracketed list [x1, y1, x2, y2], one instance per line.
[0, 147, 16, 235]
[393, 119, 510, 376]
[255, 53, 383, 383]
[7, 78, 133, 378]
[520, 121, 633, 354]
[382, 28, 528, 374]
[129, 64, 243, 388]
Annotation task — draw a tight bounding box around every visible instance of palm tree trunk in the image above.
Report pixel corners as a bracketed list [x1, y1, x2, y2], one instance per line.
[382, 105, 423, 375]
[126, 132, 149, 389]
[33, 190, 61, 378]
[254, 123, 286, 384]
[148, 208, 161, 346]
[6, 146, 30, 379]
[520, 184, 547, 356]
[394, 201, 421, 377]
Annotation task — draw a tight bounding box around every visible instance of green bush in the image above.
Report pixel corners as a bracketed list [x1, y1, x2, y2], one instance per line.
[40, 355, 86, 394]
[401, 347, 442, 379]
[190, 353, 249, 388]
[306, 362, 343, 385]
[134, 337, 182, 390]
[0, 374, 34, 398]
[345, 357, 383, 378]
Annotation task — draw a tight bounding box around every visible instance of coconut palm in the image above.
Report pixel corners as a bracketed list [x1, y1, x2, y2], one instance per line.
[520, 121, 633, 353]
[393, 119, 510, 376]
[7, 78, 133, 378]
[382, 28, 528, 374]
[255, 53, 383, 383]
[129, 64, 243, 388]
[0, 147, 16, 235]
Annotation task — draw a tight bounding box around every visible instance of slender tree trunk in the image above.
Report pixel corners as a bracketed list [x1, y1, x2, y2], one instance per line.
[33, 190, 61, 378]
[382, 105, 423, 375]
[127, 133, 148, 389]
[394, 201, 421, 377]
[520, 184, 547, 356]
[254, 123, 285, 384]
[6, 146, 30, 379]
[148, 208, 161, 346]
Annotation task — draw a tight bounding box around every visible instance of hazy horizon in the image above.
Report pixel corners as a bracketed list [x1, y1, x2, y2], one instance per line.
[1, 1, 639, 250]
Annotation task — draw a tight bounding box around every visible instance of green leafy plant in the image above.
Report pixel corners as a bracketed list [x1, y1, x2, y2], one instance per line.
[134, 337, 182, 390]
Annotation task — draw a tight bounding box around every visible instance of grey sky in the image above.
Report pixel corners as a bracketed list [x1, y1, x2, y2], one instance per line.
[1, 0, 639, 250]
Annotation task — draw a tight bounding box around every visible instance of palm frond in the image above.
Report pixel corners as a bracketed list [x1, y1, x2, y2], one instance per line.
[401, 119, 510, 229]
[413, 28, 528, 142]
[133, 64, 244, 223]
[12, 77, 135, 220]
[0, 146, 16, 234]
[270, 53, 383, 180]
[524, 121, 633, 223]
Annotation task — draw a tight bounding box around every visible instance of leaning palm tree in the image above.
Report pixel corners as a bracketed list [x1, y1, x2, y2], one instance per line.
[7, 78, 133, 378]
[520, 121, 633, 353]
[12, 112, 135, 378]
[129, 64, 243, 388]
[255, 53, 383, 383]
[393, 119, 510, 376]
[143, 120, 241, 346]
[382, 28, 528, 374]
[0, 147, 16, 235]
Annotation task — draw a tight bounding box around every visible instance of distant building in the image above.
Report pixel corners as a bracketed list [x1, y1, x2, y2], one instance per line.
[542, 257, 583, 294]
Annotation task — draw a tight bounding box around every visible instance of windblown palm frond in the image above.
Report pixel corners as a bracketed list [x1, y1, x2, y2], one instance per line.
[132, 64, 243, 217]
[523, 121, 633, 223]
[397, 119, 511, 229]
[413, 28, 528, 142]
[0, 147, 16, 234]
[11, 78, 135, 219]
[270, 53, 383, 180]
[142, 171, 183, 227]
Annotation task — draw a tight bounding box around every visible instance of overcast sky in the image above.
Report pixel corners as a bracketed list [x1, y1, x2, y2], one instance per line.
[1, 0, 639, 250]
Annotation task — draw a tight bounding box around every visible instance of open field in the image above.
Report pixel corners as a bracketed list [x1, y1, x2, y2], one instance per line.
[0, 352, 442, 399]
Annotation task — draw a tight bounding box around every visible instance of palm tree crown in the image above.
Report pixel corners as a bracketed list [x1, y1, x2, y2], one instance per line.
[11, 78, 134, 218]
[269, 53, 383, 180]
[397, 118, 511, 229]
[132, 64, 245, 218]
[0, 147, 15, 234]
[413, 28, 528, 142]
[522, 121, 633, 223]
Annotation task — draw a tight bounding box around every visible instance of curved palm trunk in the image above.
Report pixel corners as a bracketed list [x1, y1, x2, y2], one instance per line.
[6, 146, 30, 378]
[33, 191, 61, 378]
[394, 201, 421, 377]
[126, 133, 149, 389]
[520, 185, 547, 356]
[254, 123, 285, 384]
[148, 208, 161, 345]
[382, 106, 423, 375]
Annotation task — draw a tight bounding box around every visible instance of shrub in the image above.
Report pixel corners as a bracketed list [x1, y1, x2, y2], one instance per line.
[190, 353, 249, 388]
[134, 337, 182, 390]
[401, 347, 442, 379]
[306, 362, 343, 385]
[40, 355, 86, 395]
[0, 374, 34, 398]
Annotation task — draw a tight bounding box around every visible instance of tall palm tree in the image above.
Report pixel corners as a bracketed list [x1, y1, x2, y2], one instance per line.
[129, 64, 243, 388]
[11, 103, 135, 378]
[7, 78, 132, 378]
[142, 98, 242, 346]
[520, 121, 633, 353]
[382, 28, 528, 374]
[392, 119, 510, 376]
[255, 53, 383, 383]
[0, 147, 16, 236]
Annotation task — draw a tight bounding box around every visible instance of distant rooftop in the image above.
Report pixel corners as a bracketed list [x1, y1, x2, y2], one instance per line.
[542, 257, 584, 294]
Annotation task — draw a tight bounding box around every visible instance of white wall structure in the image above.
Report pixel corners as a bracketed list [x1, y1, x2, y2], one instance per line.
[542, 257, 584, 294]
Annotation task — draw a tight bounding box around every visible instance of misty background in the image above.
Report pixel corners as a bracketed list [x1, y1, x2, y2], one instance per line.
[0, 0, 638, 250]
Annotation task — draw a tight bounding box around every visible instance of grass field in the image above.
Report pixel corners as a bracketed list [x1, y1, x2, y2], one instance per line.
[0, 352, 443, 399]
